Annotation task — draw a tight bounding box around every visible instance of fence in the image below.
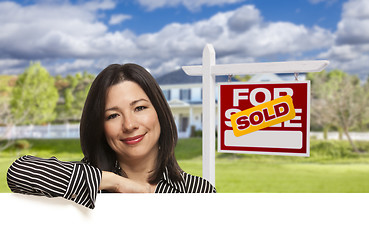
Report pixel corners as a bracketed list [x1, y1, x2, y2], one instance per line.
[0, 123, 190, 140]
[1, 123, 369, 140]
[310, 132, 369, 141]
[0, 123, 80, 139]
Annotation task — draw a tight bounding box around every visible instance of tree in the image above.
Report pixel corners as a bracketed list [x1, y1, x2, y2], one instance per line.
[360, 76, 369, 130]
[307, 70, 333, 138]
[55, 71, 94, 123]
[234, 75, 252, 82]
[308, 70, 367, 152]
[0, 76, 17, 150]
[11, 62, 59, 125]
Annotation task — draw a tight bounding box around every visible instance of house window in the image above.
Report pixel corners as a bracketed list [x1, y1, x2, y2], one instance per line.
[162, 89, 171, 101]
[180, 89, 191, 101]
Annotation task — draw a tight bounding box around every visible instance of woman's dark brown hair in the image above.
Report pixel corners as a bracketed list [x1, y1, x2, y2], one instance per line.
[80, 63, 182, 184]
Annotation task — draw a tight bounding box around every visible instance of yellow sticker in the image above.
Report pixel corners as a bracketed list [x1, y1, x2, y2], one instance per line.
[230, 95, 296, 137]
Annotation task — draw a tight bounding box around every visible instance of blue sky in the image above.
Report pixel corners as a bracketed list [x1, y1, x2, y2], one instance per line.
[1, 0, 368, 80]
[103, 0, 343, 33]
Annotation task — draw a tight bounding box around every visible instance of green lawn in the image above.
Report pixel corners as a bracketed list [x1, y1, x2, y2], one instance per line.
[1, 138, 369, 193]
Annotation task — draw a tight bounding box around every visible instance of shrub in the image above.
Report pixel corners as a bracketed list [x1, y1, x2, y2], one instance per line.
[310, 140, 357, 159]
[14, 140, 31, 150]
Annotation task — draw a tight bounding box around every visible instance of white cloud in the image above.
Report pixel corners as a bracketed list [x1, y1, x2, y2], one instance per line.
[319, 45, 360, 61]
[336, 0, 369, 45]
[341, 0, 369, 18]
[0, 59, 27, 75]
[0, 1, 109, 59]
[136, 0, 245, 11]
[131, 5, 334, 75]
[319, 0, 369, 79]
[83, 0, 116, 11]
[2, 1, 364, 79]
[54, 59, 96, 75]
[227, 5, 262, 32]
[109, 14, 132, 25]
[308, 0, 338, 5]
[336, 18, 369, 45]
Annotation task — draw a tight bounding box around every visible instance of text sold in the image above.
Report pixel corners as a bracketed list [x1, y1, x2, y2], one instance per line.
[230, 95, 296, 137]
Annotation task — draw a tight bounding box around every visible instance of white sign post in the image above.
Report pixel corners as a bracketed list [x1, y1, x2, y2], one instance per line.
[182, 44, 329, 186]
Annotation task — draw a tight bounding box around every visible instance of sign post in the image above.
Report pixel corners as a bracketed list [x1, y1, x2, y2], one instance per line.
[182, 44, 329, 185]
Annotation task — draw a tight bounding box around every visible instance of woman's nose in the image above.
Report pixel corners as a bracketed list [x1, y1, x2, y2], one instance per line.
[122, 114, 138, 132]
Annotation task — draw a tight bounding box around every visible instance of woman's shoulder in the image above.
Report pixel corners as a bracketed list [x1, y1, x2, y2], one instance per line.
[181, 171, 216, 193]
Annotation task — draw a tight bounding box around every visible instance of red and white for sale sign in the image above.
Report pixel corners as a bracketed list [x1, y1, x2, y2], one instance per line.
[218, 81, 310, 156]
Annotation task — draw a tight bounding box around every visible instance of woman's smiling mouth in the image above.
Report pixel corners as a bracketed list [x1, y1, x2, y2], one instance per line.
[121, 134, 146, 145]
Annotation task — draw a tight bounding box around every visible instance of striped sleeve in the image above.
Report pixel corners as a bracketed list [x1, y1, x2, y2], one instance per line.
[7, 155, 102, 209]
[182, 172, 217, 193]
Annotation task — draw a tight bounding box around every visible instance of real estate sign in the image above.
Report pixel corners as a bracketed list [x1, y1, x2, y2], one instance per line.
[218, 81, 310, 156]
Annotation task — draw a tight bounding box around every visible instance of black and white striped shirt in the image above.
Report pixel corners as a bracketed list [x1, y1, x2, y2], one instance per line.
[7, 155, 216, 209]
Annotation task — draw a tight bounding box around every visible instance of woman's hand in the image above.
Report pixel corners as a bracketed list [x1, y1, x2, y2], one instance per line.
[99, 171, 152, 193]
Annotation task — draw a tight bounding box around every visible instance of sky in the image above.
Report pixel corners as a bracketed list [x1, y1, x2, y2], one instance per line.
[1, 0, 368, 80]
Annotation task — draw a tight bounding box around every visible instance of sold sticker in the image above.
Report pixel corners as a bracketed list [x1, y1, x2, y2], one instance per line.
[230, 95, 296, 137]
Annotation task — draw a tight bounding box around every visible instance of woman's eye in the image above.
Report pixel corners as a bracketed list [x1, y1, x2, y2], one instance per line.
[135, 106, 147, 112]
[106, 113, 119, 120]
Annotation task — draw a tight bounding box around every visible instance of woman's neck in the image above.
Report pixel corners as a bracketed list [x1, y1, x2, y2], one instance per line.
[118, 155, 157, 184]
[121, 163, 153, 183]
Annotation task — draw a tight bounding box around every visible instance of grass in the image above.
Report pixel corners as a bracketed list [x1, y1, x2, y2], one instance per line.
[1, 138, 369, 193]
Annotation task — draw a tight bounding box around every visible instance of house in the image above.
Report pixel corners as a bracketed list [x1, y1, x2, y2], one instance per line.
[248, 73, 306, 82]
[156, 69, 305, 138]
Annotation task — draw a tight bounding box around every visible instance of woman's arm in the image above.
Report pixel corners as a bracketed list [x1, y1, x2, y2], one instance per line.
[7, 155, 101, 209]
[7, 156, 152, 209]
[99, 171, 151, 193]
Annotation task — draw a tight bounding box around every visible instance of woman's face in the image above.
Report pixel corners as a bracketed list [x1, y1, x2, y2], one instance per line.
[104, 81, 161, 164]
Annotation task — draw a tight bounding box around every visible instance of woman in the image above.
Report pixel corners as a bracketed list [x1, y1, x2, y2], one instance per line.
[7, 63, 216, 209]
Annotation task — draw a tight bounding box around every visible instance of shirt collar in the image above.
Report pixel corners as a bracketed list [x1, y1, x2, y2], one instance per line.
[161, 167, 186, 193]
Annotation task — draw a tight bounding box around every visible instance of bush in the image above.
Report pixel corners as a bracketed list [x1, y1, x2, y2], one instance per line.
[190, 126, 202, 137]
[14, 140, 31, 150]
[310, 140, 357, 159]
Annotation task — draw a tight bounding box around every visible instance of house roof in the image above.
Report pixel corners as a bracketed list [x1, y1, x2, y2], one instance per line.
[248, 73, 282, 82]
